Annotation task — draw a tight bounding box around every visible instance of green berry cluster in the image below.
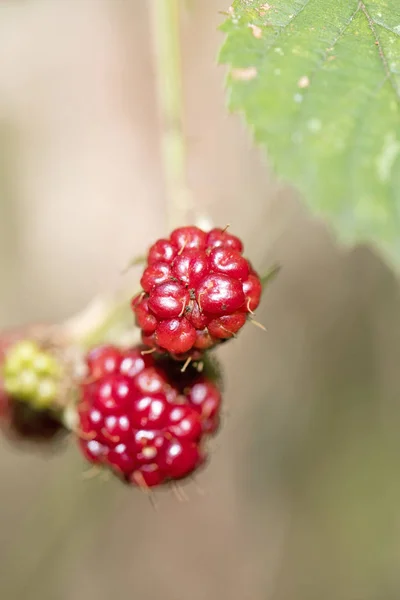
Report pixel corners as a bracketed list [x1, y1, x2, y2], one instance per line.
[2, 340, 62, 410]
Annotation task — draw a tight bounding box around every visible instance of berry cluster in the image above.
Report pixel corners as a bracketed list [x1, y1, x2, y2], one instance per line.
[77, 345, 222, 487]
[0, 225, 268, 490]
[132, 226, 261, 357]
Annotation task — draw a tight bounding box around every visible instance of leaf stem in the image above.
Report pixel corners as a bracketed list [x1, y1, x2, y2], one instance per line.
[149, 0, 193, 230]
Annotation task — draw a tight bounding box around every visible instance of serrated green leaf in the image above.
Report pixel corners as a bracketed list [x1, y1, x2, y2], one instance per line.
[219, 0, 400, 267]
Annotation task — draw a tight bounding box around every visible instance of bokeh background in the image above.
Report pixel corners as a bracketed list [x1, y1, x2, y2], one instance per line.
[1, 2, 400, 599]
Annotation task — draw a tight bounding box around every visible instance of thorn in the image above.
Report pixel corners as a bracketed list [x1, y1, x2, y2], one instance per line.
[81, 466, 101, 480]
[131, 473, 158, 508]
[250, 318, 267, 332]
[172, 482, 189, 502]
[147, 493, 159, 511]
[197, 291, 204, 313]
[246, 297, 255, 315]
[101, 428, 120, 443]
[135, 291, 146, 304]
[75, 428, 96, 441]
[131, 472, 158, 508]
[177, 239, 188, 256]
[141, 347, 156, 355]
[178, 301, 187, 318]
[99, 470, 111, 483]
[221, 326, 236, 338]
[190, 476, 205, 496]
[131, 470, 149, 490]
[181, 356, 192, 373]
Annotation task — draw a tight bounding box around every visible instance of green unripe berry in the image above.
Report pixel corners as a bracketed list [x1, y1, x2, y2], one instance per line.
[11, 340, 37, 364]
[32, 352, 60, 376]
[3, 377, 20, 397]
[18, 370, 39, 398]
[2, 340, 63, 411]
[35, 379, 58, 409]
[3, 341, 35, 376]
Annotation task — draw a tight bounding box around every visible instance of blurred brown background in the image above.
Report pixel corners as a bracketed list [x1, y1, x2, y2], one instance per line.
[1, 2, 400, 599]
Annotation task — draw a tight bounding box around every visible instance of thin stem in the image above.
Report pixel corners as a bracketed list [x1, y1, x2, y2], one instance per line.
[149, 0, 193, 230]
[63, 287, 140, 349]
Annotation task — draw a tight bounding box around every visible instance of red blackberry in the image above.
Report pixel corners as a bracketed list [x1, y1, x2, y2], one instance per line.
[131, 226, 262, 357]
[185, 378, 222, 434]
[76, 345, 222, 487]
[155, 354, 223, 434]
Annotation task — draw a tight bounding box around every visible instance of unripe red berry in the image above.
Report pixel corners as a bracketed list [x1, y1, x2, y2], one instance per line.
[186, 378, 222, 433]
[170, 226, 207, 251]
[119, 347, 155, 378]
[193, 329, 217, 350]
[208, 248, 249, 281]
[86, 345, 123, 379]
[158, 439, 203, 479]
[168, 404, 203, 441]
[140, 262, 172, 293]
[206, 228, 243, 252]
[196, 274, 245, 315]
[155, 319, 197, 354]
[132, 226, 261, 357]
[242, 274, 262, 312]
[148, 281, 190, 319]
[172, 250, 209, 287]
[76, 345, 222, 488]
[148, 239, 177, 264]
[207, 313, 247, 339]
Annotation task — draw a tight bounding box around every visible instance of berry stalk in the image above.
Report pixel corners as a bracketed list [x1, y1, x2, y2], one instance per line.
[63, 287, 141, 350]
[149, 0, 193, 230]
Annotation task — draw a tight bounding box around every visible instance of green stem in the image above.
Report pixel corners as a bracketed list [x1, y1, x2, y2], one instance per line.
[149, 0, 193, 230]
[63, 287, 140, 349]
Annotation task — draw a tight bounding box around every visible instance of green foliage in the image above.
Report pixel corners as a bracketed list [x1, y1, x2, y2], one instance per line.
[219, 1, 400, 266]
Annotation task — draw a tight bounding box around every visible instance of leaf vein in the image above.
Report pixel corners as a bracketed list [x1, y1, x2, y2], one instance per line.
[289, 4, 361, 134]
[359, 1, 400, 102]
[277, 0, 313, 28]
[346, 78, 391, 206]
[373, 19, 400, 37]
